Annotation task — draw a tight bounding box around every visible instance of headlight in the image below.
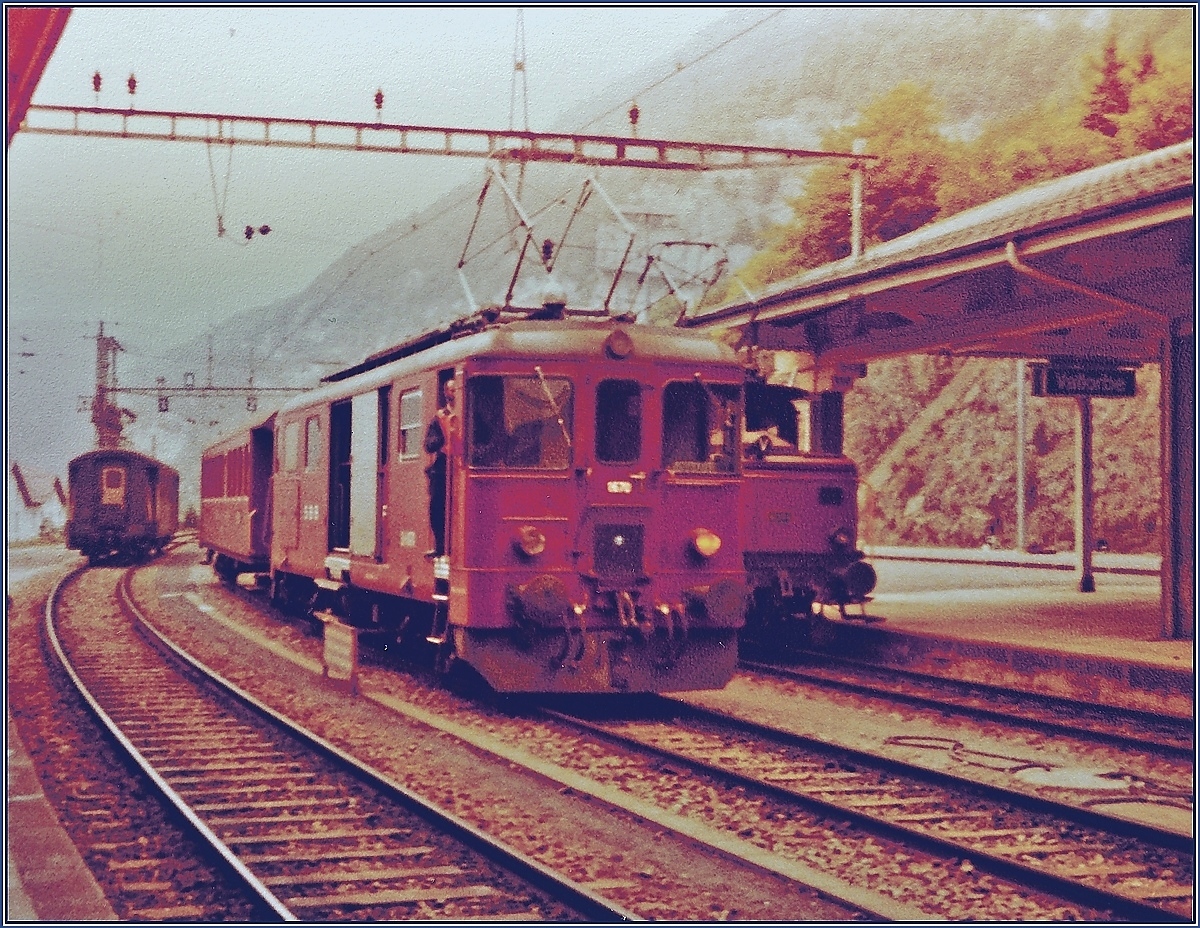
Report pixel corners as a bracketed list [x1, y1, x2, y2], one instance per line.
[690, 528, 722, 558]
[829, 527, 853, 550]
[514, 525, 546, 558]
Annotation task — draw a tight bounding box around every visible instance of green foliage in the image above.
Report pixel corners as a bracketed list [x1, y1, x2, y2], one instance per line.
[1082, 34, 1132, 137]
[713, 17, 1193, 309]
[712, 13, 1190, 554]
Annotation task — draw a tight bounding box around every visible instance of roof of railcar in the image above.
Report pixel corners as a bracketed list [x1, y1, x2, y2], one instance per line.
[201, 411, 279, 459]
[278, 319, 739, 417]
[69, 448, 179, 477]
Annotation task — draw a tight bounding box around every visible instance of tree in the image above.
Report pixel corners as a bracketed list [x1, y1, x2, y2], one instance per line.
[1082, 34, 1132, 137]
[1120, 46, 1194, 152]
[713, 83, 952, 299]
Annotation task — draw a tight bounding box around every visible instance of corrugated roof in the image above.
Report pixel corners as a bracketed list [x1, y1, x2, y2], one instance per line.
[690, 140, 1193, 320]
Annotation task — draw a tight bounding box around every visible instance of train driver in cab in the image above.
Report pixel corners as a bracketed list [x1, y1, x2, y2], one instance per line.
[424, 377, 457, 557]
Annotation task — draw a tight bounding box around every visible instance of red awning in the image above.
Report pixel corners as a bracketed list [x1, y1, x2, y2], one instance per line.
[7, 7, 71, 148]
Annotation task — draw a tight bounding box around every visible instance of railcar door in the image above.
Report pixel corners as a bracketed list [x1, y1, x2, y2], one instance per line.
[329, 402, 352, 551]
[583, 373, 654, 585]
[348, 391, 378, 558]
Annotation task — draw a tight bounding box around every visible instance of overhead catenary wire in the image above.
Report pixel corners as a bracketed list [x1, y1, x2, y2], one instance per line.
[237, 9, 795, 360]
[579, 9, 786, 133]
[205, 134, 235, 239]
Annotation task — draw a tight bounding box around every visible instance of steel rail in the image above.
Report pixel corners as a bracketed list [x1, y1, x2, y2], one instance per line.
[660, 697, 1191, 851]
[544, 700, 1192, 923]
[44, 566, 296, 921]
[119, 568, 641, 923]
[740, 655, 1195, 756]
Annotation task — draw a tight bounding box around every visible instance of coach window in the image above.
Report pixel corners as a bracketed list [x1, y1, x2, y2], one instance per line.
[467, 373, 573, 469]
[398, 388, 423, 459]
[101, 466, 126, 505]
[662, 380, 739, 474]
[304, 416, 321, 471]
[596, 379, 641, 463]
[283, 421, 301, 472]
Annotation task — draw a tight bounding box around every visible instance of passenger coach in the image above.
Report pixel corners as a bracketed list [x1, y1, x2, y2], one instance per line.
[67, 448, 179, 564]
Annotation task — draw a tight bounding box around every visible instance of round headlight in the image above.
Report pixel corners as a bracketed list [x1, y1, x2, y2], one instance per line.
[514, 525, 547, 557]
[690, 528, 722, 558]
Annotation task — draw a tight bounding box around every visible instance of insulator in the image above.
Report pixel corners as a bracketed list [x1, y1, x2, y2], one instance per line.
[375, 89, 384, 110]
[127, 73, 137, 95]
[628, 103, 639, 126]
[541, 239, 554, 263]
[244, 225, 254, 240]
[157, 396, 168, 412]
[258, 225, 271, 236]
[92, 71, 102, 93]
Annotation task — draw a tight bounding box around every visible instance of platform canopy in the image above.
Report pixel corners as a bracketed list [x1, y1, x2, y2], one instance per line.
[683, 141, 1194, 371]
[6, 7, 70, 149]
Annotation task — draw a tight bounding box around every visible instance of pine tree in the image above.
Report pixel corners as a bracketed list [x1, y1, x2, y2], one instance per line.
[1082, 36, 1132, 138]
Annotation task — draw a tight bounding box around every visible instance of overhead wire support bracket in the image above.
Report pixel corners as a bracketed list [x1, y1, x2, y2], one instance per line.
[22, 104, 878, 171]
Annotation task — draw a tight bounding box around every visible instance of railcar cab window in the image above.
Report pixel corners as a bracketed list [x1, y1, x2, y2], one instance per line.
[467, 373, 573, 469]
[596, 379, 642, 463]
[744, 381, 813, 459]
[662, 380, 740, 474]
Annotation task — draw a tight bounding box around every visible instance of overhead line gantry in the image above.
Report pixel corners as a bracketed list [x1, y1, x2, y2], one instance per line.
[21, 103, 876, 171]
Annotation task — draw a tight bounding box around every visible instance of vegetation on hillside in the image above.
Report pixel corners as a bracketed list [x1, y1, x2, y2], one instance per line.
[716, 15, 1191, 554]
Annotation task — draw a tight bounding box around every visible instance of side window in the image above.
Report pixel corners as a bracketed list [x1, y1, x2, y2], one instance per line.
[201, 455, 225, 498]
[378, 386, 391, 466]
[304, 416, 321, 471]
[596, 379, 642, 463]
[283, 421, 300, 472]
[662, 381, 739, 474]
[398, 389, 423, 460]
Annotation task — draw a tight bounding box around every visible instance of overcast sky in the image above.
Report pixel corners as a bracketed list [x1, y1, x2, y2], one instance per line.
[7, 5, 739, 471]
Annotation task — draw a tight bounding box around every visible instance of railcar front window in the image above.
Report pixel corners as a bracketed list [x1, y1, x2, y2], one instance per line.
[662, 381, 740, 474]
[596, 379, 642, 463]
[468, 374, 574, 469]
[744, 381, 813, 458]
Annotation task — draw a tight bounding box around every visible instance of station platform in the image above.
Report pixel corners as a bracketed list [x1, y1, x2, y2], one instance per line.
[6, 708, 116, 921]
[813, 547, 1193, 718]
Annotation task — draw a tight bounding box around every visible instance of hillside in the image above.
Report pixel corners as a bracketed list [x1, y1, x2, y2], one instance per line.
[111, 7, 1183, 545]
[848, 358, 1162, 554]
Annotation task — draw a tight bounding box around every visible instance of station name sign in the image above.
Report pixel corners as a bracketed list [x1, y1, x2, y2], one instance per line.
[1031, 362, 1136, 398]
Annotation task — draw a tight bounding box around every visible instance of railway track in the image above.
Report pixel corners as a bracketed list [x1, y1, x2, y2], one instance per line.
[741, 655, 1194, 757]
[101, 551, 1193, 920]
[546, 697, 1194, 922]
[45, 565, 635, 922]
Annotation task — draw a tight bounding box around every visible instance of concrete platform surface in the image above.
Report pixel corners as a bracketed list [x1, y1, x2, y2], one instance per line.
[6, 708, 117, 922]
[817, 549, 1192, 717]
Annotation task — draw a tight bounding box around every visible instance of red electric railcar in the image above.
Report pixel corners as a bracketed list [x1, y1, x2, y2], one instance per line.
[202, 313, 748, 694]
[740, 379, 876, 648]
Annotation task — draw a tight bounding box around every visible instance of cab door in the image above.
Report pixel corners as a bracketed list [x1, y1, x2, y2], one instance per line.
[579, 371, 655, 584]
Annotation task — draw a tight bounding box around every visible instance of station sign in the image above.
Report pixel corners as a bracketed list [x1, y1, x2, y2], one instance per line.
[1031, 362, 1136, 398]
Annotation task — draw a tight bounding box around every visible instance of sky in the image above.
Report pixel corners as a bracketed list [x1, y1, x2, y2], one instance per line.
[6, 5, 738, 473]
